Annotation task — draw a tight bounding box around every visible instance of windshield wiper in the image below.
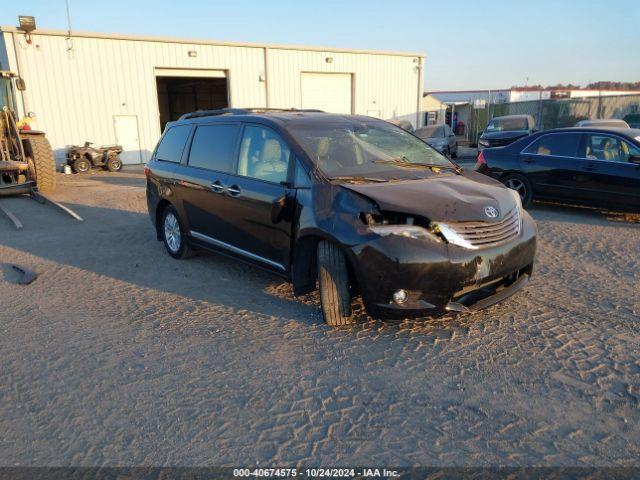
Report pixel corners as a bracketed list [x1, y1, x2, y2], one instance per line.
[328, 175, 388, 183]
[374, 157, 462, 173]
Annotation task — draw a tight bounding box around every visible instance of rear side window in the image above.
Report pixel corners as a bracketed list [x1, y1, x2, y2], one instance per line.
[523, 133, 580, 157]
[188, 124, 239, 172]
[155, 125, 191, 162]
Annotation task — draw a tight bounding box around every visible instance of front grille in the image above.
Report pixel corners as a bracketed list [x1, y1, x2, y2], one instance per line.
[445, 207, 521, 248]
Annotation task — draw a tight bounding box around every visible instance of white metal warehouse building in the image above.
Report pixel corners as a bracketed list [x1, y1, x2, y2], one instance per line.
[0, 26, 424, 164]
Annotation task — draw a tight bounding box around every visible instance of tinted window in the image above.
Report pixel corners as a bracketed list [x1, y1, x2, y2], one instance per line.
[524, 134, 580, 157]
[585, 134, 640, 163]
[155, 125, 191, 163]
[188, 124, 239, 172]
[237, 125, 291, 183]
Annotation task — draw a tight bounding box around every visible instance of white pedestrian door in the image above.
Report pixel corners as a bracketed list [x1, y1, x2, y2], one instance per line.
[113, 115, 142, 164]
[300, 73, 352, 114]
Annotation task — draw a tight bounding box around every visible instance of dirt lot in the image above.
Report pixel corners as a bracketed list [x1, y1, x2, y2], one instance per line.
[0, 168, 639, 467]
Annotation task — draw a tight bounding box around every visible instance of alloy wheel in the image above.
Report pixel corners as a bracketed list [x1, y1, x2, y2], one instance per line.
[164, 212, 181, 253]
[505, 178, 527, 200]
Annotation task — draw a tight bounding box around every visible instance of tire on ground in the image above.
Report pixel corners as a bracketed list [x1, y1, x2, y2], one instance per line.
[161, 204, 193, 260]
[23, 135, 56, 194]
[73, 157, 92, 174]
[317, 240, 354, 326]
[106, 155, 123, 172]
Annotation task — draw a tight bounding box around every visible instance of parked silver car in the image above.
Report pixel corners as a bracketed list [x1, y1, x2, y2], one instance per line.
[414, 124, 458, 157]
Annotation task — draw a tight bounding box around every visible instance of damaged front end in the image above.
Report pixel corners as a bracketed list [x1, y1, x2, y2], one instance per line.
[322, 186, 537, 319]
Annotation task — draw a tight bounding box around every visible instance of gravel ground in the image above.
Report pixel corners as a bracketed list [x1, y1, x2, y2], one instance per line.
[0, 168, 638, 467]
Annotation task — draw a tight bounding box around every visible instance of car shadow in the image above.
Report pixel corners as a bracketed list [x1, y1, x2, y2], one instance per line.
[0, 200, 327, 326]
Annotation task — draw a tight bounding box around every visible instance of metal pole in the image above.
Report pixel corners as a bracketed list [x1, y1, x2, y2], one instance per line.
[263, 47, 271, 109]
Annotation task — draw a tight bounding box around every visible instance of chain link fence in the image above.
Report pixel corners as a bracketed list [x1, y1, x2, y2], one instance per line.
[467, 94, 640, 144]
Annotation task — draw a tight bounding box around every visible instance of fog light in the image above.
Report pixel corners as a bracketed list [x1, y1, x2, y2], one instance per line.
[393, 289, 408, 304]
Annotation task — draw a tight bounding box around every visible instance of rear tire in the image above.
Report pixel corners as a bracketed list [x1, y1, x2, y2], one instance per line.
[317, 240, 354, 326]
[22, 135, 56, 194]
[106, 155, 123, 172]
[502, 173, 533, 208]
[161, 204, 192, 259]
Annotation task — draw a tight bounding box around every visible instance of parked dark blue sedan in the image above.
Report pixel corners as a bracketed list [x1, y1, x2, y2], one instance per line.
[475, 127, 640, 210]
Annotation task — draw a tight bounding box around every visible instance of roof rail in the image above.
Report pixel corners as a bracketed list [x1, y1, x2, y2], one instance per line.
[179, 108, 324, 120]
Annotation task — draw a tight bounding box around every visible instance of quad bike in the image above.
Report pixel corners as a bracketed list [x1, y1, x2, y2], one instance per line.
[67, 142, 124, 173]
[0, 71, 56, 196]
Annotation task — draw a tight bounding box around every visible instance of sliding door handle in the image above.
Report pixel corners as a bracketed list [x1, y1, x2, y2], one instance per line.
[226, 185, 241, 197]
[211, 181, 225, 193]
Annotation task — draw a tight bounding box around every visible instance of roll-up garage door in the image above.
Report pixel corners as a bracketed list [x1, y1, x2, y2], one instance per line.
[300, 73, 352, 114]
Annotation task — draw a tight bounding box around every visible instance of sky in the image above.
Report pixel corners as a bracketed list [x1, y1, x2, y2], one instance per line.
[2, 0, 639, 91]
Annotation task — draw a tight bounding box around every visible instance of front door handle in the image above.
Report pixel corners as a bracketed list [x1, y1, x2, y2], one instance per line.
[522, 157, 535, 164]
[211, 181, 225, 193]
[226, 185, 241, 197]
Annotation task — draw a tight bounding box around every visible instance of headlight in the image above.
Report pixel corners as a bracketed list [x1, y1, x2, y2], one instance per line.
[369, 224, 441, 241]
[478, 139, 490, 147]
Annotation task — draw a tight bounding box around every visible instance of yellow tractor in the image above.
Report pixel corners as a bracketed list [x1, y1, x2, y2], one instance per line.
[0, 70, 56, 196]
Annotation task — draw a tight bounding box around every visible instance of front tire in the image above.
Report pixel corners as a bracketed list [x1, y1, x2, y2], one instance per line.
[502, 173, 533, 208]
[161, 205, 192, 259]
[106, 155, 123, 172]
[73, 157, 92, 174]
[317, 241, 354, 326]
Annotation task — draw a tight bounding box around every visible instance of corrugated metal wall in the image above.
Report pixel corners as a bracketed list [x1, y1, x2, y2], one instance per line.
[2, 30, 422, 164]
[267, 48, 420, 122]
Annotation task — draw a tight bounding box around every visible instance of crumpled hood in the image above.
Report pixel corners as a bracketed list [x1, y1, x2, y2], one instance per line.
[481, 130, 529, 141]
[341, 171, 517, 222]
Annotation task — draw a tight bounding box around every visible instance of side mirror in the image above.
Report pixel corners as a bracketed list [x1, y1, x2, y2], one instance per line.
[629, 155, 640, 165]
[15, 77, 26, 91]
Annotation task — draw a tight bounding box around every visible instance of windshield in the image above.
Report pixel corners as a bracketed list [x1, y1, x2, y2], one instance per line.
[415, 125, 445, 138]
[485, 117, 528, 132]
[289, 120, 455, 180]
[0, 78, 16, 111]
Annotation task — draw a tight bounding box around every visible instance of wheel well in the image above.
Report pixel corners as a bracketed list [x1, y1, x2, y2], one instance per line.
[292, 235, 359, 297]
[155, 199, 171, 240]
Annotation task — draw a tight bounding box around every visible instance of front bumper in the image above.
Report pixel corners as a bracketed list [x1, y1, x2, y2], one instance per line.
[349, 211, 537, 319]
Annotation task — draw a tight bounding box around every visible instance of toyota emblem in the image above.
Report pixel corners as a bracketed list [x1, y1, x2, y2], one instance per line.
[484, 206, 499, 218]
